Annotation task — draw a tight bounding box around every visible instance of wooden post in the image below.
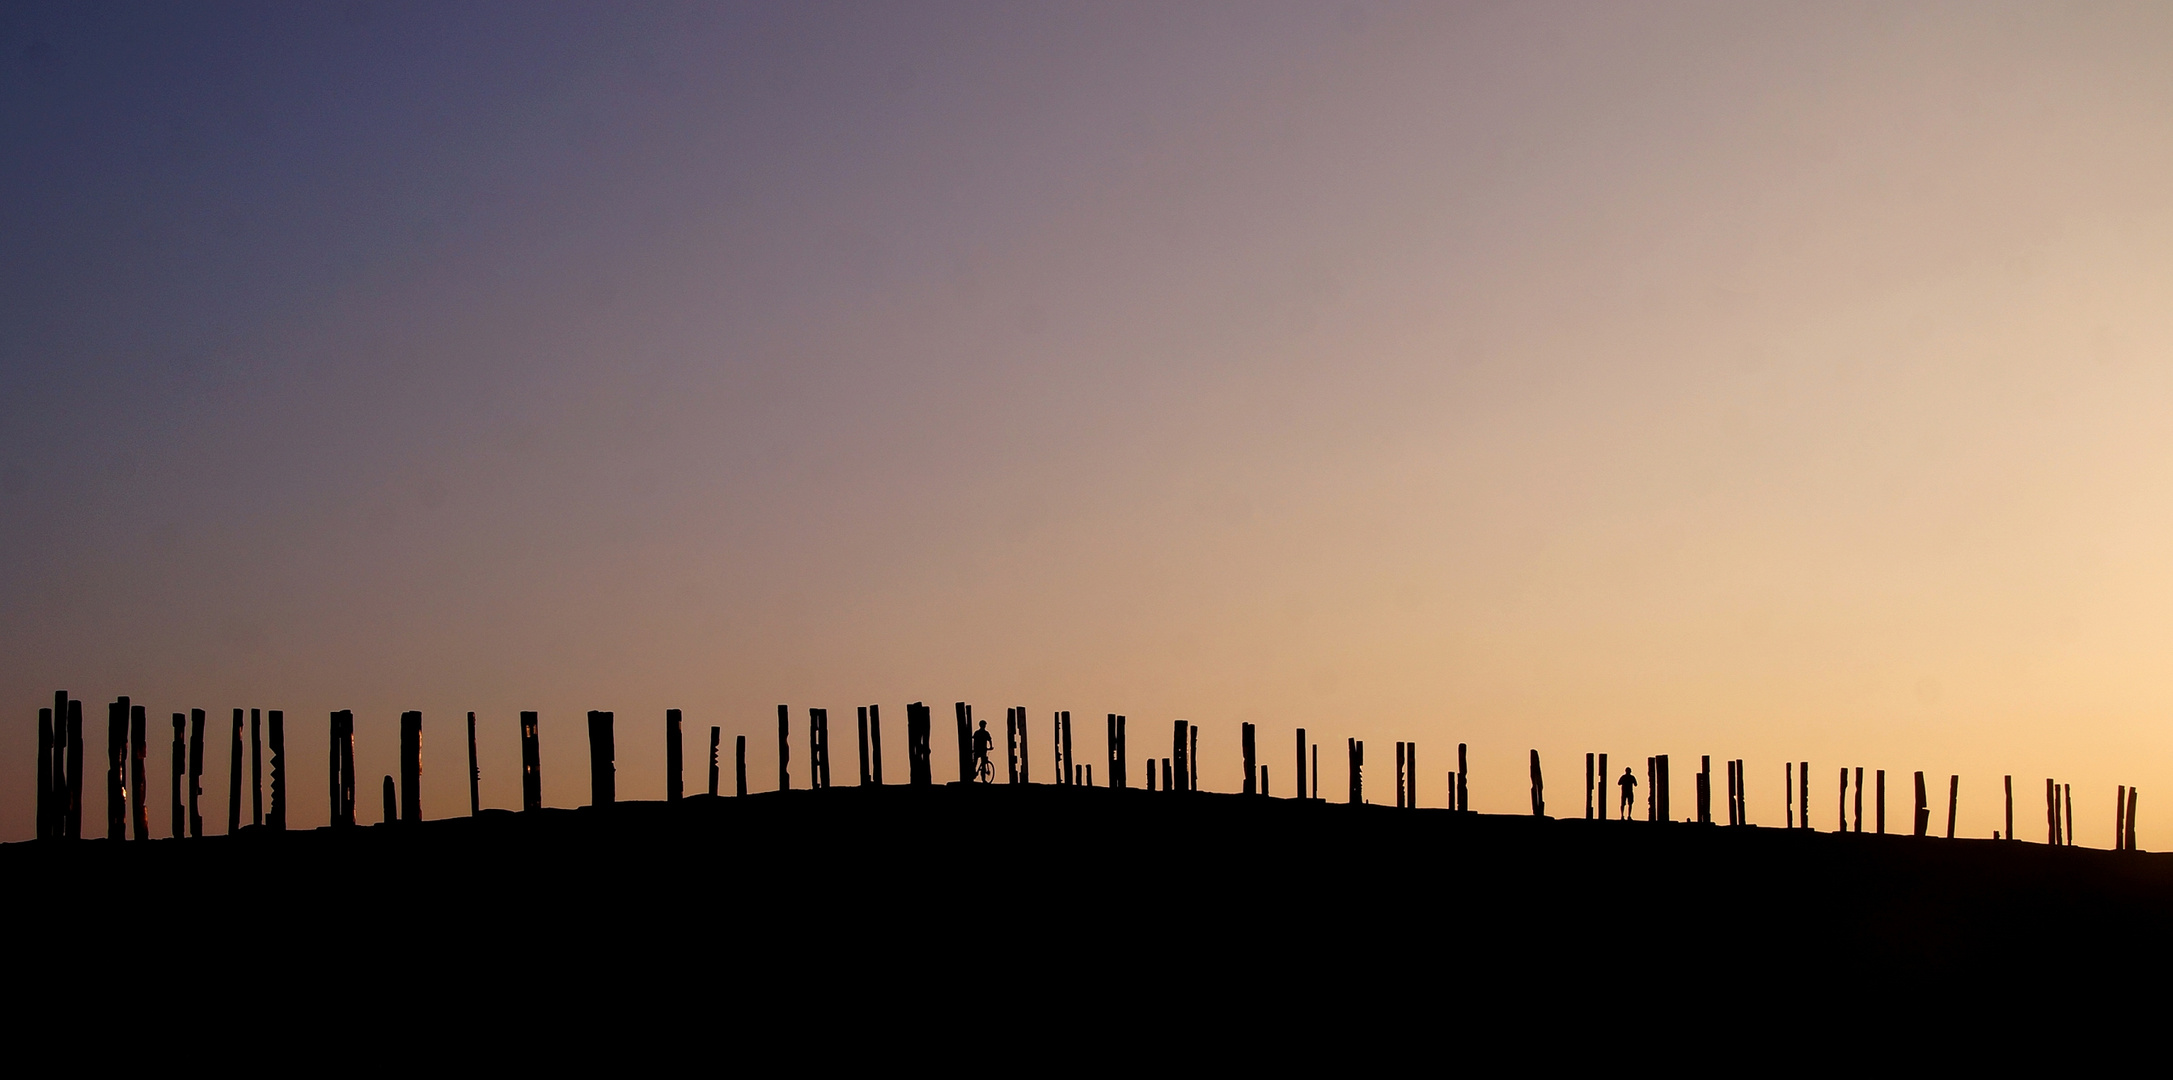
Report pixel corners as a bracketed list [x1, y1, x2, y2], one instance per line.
[1295, 728, 1307, 802]
[1529, 749, 1544, 817]
[329, 711, 351, 828]
[778, 704, 792, 791]
[954, 703, 972, 785]
[2065, 784, 2073, 845]
[1725, 760, 1737, 825]
[1835, 768, 1845, 834]
[107, 699, 128, 840]
[1585, 753, 1594, 820]
[228, 709, 245, 834]
[520, 711, 542, 812]
[1600, 752, 1611, 821]
[171, 713, 186, 838]
[467, 712, 480, 816]
[381, 776, 396, 824]
[1784, 762, 1793, 829]
[906, 702, 932, 786]
[1912, 771, 1928, 837]
[1349, 739, 1363, 805]
[1109, 714, 1127, 790]
[1163, 758, 1173, 792]
[188, 708, 205, 838]
[869, 705, 885, 785]
[1189, 723, 1198, 792]
[1395, 743, 1406, 808]
[1313, 744, 1320, 801]
[66, 698, 83, 839]
[736, 734, 748, 796]
[1005, 708, 1018, 784]
[860, 707, 873, 787]
[2003, 775, 2012, 841]
[1945, 775, 1958, 839]
[1854, 767, 1864, 832]
[587, 711, 615, 808]
[2045, 778, 2057, 844]
[1061, 711, 1075, 786]
[36, 707, 51, 840]
[1699, 756, 1711, 825]
[666, 709, 683, 802]
[1659, 754, 1671, 821]
[251, 708, 263, 827]
[2116, 786, 2126, 851]
[336, 708, 354, 828]
[710, 727, 722, 796]
[267, 710, 284, 832]
[1798, 762, 1808, 832]
[1457, 743, 1468, 812]
[2127, 787, 2139, 851]
[1243, 723, 1257, 796]
[1174, 721, 1190, 794]
[811, 707, 830, 789]
[1261, 766, 1268, 796]
[1647, 757, 1656, 822]
[132, 705, 151, 839]
[399, 711, 422, 823]
[1408, 744, 1417, 809]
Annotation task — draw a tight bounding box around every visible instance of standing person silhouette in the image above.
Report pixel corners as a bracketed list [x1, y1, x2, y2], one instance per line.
[972, 720, 994, 783]
[1618, 766, 1638, 820]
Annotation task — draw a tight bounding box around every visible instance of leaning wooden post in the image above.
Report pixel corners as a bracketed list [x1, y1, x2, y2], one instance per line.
[1945, 775, 1958, 839]
[868, 705, 885, 784]
[859, 707, 873, 787]
[1243, 723, 1257, 796]
[267, 710, 285, 831]
[466, 712, 480, 816]
[1295, 728, 1307, 802]
[710, 727, 722, 796]
[778, 704, 792, 791]
[1004, 708, 1018, 784]
[736, 734, 748, 796]
[188, 708, 205, 838]
[1062, 711, 1075, 787]
[131, 705, 150, 839]
[1912, 771, 1928, 837]
[251, 708, 263, 827]
[107, 698, 128, 840]
[227, 709, 245, 834]
[398, 711, 422, 823]
[2127, 788, 2138, 851]
[666, 709, 684, 802]
[519, 712, 542, 812]
[587, 711, 616, 808]
[171, 713, 186, 838]
[1529, 749, 1544, 817]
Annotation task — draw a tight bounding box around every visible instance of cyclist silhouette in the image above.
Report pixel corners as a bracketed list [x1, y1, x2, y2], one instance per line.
[972, 720, 994, 783]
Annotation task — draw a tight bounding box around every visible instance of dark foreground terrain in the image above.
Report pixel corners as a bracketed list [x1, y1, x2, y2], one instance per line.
[8, 784, 2166, 1053]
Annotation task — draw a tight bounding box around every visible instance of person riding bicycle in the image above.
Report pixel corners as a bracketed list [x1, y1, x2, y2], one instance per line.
[972, 719, 994, 783]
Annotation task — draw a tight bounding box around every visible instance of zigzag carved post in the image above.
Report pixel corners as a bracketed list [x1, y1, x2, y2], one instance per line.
[267, 710, 285, 831]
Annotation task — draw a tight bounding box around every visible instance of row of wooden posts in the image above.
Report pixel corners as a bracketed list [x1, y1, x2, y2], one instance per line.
[25, 691, 2144, 850]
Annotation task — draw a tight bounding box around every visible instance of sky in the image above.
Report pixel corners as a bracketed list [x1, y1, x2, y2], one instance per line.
[5, 1, 2173, 845]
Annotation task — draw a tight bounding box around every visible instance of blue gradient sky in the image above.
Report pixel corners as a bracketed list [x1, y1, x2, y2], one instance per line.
[7, 3, 2173, 843]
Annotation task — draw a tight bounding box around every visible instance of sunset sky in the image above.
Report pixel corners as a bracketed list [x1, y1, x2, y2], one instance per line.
[5, 2, 2173, 845]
